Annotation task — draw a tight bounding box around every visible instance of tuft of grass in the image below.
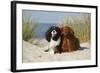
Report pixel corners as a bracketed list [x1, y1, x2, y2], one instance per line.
[22, 17, 37, 41]
[61, 14, 91, 43]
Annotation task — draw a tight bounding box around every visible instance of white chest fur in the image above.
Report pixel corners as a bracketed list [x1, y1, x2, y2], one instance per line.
[48, 38, 61, 54]
[49, 38, 61, 48]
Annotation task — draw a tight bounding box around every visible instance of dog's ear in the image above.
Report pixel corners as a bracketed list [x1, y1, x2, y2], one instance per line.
[45, 28, 52, 42]
[60, 27, 63, 35]
[67, 27, 74, 35]
[70, 28, 74, 35]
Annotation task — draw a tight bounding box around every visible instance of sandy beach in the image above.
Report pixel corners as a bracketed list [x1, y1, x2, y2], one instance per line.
[22, 39, 91, 63]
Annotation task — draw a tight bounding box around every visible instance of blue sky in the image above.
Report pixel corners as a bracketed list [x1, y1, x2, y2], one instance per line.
[22, 10, 87, 24]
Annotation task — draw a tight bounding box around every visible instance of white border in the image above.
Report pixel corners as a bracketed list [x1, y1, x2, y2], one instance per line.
[16, 4, 96, 70]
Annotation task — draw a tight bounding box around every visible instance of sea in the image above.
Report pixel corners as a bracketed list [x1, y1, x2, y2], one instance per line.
[33, 23, 59, 38]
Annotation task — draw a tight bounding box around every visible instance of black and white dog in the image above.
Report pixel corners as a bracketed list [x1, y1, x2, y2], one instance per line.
[45, 26, 61, 54]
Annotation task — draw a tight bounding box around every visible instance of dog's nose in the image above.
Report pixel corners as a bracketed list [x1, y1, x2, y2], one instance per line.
[53, 30, 56, 33]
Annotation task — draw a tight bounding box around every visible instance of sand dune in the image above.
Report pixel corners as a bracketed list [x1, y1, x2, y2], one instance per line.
[22, 39, 91, 63]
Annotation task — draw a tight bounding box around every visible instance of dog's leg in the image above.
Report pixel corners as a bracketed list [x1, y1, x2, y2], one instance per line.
[55, 46, 62, 54]
[67, 39, 72, 52]
[44, 44, 50, 52]
[44, 46, 55, 54]
[44, 48, 54, 54]
[49, 48, 54, 54]
[45, 48, 54, 54]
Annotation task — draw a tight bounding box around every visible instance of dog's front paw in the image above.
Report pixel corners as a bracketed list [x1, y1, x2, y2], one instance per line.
[49, 49, 54, 54]
[44, 49, 49, 52]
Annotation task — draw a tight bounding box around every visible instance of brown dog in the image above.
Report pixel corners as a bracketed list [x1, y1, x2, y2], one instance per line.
[59, 26, 80, 53]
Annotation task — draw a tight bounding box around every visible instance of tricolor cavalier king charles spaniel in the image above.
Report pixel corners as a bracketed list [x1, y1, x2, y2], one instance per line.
[45, 26, 61, 54]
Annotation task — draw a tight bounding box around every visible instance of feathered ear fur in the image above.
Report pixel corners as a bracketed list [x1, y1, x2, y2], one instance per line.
[45, 26, 61, 42]
[45, 27, 52, 42]
[69, 28, 74, 35]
